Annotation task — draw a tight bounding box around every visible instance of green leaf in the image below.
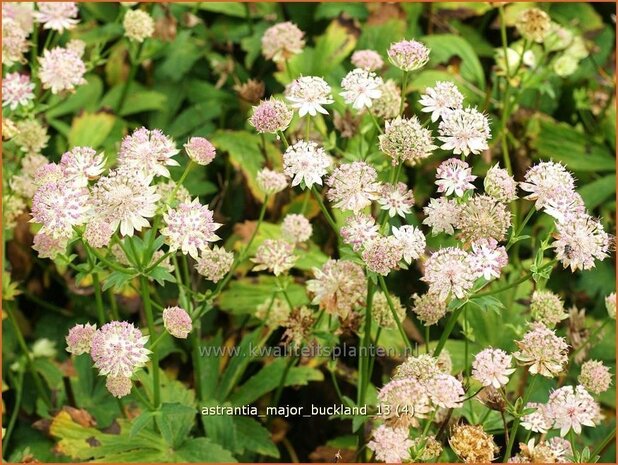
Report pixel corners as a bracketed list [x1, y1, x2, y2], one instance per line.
[194, 2, 246, 17]
[421, 34, 485, 89]
[46, 75, 103, 118]
[32, 358, 63, 389]
[100, 85, 168, 116]
[217, 275, 309, 315]
[68, 112, 116, 149]
[356, 20, 406, 60]
[315, 3, 368, 20]
[210, 130, 280, 201]
[578, 175, 616, 210]
[200, 400, 238, 453]
[129, 410, 157, 438]
[529, 119, 615, 172]
[228, 358, 324, 406]
[156, 31, 202, 82]
[173, 438, 237, 462]
[155, 402, 196, 448]
[167, 103, 220, 139]
[234, 416, 280, 458]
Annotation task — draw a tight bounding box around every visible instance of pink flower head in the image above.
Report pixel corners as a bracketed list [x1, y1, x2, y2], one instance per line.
[184, 137, 216, 166]
[351, 49, 384, 71]
[435, 158, 477, 197]
[35, 2, 79, 32]
[250, 98, 293, 134]
[163, 306, 193, 339]
[66, 323, 97, 355]
[38, 47, 86, 94]
[2, 72, 34, 110]
[106, 375, 132, 398]
[387, 39, 430, 71]
[31, 180, 90, 239]
[118, 127, 179, 178]
[90, 321, 150, 377]
[472, 348, 516, 388]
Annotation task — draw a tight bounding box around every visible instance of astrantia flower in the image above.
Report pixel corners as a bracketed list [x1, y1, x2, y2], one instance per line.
[340, 213, 379, 251]
[155, 180, 191, 209]
[281, 214, 312, 243]
[379, 116, 436, 165]
[547, 385, 599, 436]
[66, 323, 97, 355]
[2, 18, 29, 66]
[423, 247, 475, 301]
[578, 360, 612, 394]
[92, 169, 160, 237]
[32, 232, 68, 259]
[84, 219, 114, 249]
[519, 161, 575, 210]
[106, 376, 132, 398]
[3, 194, 26, 229]
[469, 238, 508, 281]
[516, 8, 551, 43]
[521, 402, 553, 433]
[449, 424, 498, 463]
[457, 194, 512, 243]
[2, 3, 34, 34]
[435, 158, 476, 197]
[196, 246, 234, 282]
[530, 290, 567, 327]
[426, 373, 465, 408]
[163, 306, 192, 339]
[306, 259, 366, 318]
[35, 2, 78, 32]
[606, 293, 616, 319]
[351, 49, 384, 71]
[282, 306, 314, 347]
[371, 81, 400, 121]
[285, 76, 333, 117]
[13, 119, 49, 154]
[514, 323, 569, 377]
[261, 21, 305, 63]
[378, 377, 431, 427]
[472, 348, 515, 388]
[438, 107, 491, 156]
[252, 239, 296, 276]
[340, 68, 383, 110]
[423, 197, 460, 235]
[34, 162, 65, 188]
[250, 98, 293, 134]
[543, 188, 585, 224]
[257, 168, 288, 195]
[90, 321, 150, 377]
[419, 81, 463, 122]
[2, 73, 34, 110]
[66, 39, 86, 57]
[412, 292, 448, 326]
[10, 153, 47, 198]
[60, 146, 105, 186]
[256, 297, 290, 328]
[485, 164, 518, 203]
[282, 141, 331, 188]
[123, 9, 154, 42]
[326, 161, 381, 212]
[118, 127, 179, 178]
[184, 137, 216, 166]
[391, 225, 425, 264]
[387, 39, 430, 72]
[367, 425, 413, 463]
[362, 236, 403, 276]
[38, 47, 86, 94]
[553, 214, 610, 271]
[162, 198, 221, 259]
[378, 183, 414, 218]
[394, 353, 449, 382]
[31, 181, 90, 239]
[411, 436, 443, 462]
[372, 291, 406, 329]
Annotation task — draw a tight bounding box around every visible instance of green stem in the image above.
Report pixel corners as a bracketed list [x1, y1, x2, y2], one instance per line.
[140, 276, 160, 409]
[504, 375, 537, 461]
[424, 325, 430, 354]
[311, 186, 338, 233]
[117, 40, 145, 114]
[92, 273, 106, 326]
[357, 280, 376, 458]
[108, 290, 120, 320]
[2, 369, 24, 456]
[169, 160, 194, 203]
[367, 110, 383, 134]
[378, 276, 412, 350]
[5, 302, 51, 408]
[475, 261, 556, 297]
[433, 304, 465, 357]
[278, 130, 290, 149]
[399, 70, 409, 115]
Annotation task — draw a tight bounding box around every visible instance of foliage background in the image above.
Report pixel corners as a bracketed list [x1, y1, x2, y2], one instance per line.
[2, 2, 616, 462]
